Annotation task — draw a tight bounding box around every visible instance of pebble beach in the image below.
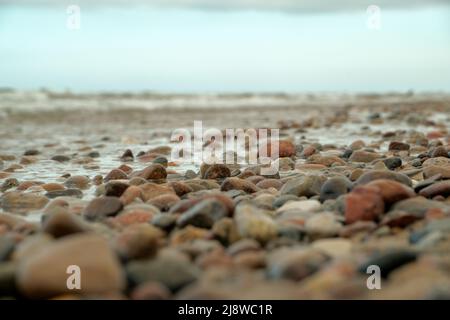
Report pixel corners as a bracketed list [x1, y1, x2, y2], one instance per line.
[1, 91, 450, 300]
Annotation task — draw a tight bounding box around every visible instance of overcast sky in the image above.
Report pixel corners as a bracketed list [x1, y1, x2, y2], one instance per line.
[1, 0, 449, 92]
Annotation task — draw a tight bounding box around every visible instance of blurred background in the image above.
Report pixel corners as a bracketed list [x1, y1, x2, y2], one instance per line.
[1, 0, 450, 93]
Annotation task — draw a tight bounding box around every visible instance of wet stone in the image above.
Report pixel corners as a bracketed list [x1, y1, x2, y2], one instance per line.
[83, 196, 123, 220]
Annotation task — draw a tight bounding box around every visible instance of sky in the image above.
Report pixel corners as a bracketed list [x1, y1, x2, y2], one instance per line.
[0, 1, 450, 93]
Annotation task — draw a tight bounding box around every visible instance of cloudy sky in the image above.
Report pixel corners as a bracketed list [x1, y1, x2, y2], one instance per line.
[1, 0, 449, 92]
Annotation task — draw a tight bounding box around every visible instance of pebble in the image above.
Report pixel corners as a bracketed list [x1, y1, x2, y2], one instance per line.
[177, 199, 228, 229]
[355, 170, 412, 186]
[83, 196, 123, 220]
[364, 179, 416, 205]
[104, 169, 128, 182]
[319, 176, 352, 202]
[0, 192, 49, 214]
[114, 224, 162, 260]
[42, 209, 90, 238]
[64, 176, 90, 190]
[276, 200, 321, 214]
[419, 180, 450, 198]
[234, 203, 278, 244]
[135, 164, 167, 180]
[126, 250, 200, 291]
[344, 186, 385, 224]
[389, 141, 410, 151]
[348, 150, 381, 163]
[203, 164, 231, 180]
[280, 175, 326, 197]
[358, 249, 417, 278]
[305, 212, 342, 239]
[267, 247, 329, 281]
[45, 188, 83, 199]
[311, 238, 352, 258]
[17, 234, 125, 298]
[220, 177, 259, 194]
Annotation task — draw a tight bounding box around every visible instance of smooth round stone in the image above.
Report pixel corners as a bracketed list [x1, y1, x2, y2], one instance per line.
[280, 175, 326, 197]
[147, 194, 180, 211]
[276, 200, 321, 214]
[152, 156, 168, 167]
[319, 176, 352, 202]
[203, 164, 231, 180]
[177, 199, 228, 229]
[234, 204, 278, 244]
[126, 250, 200, 291]
[83, 196, 123, 220]
[305, 212, 342, 239]
[355, 170, 412, 187]
[383, 157, 402, 170]
[311, 238, 352, 258]
[389, 141, 410, 151]
[364, 179, 416, 205]
[220, 177, 259, 194]
[45, 189, 83, 199]
[151, 214, 177, 232]
[348, 150, 381, 163]
[104, 181, 130, 197]
[272, 195, 300, 209]
[64, 175, 90, 190]
[135, 164, 167, 180]
[0, 192, 49, 214]
[419, 180, 450, 198]
[42, 209, 90, 238]
[114, 224, 162, 260]
[423, 165, 450, 179]
[256, 179, 283, 190]
[17, 234, 125, 298]
[358, 249, 417, 278]
[392, 197, 448, 217]
[104, 169, 128, 182]
[266, 247, 329, 281]
[344, 186, 385, 224]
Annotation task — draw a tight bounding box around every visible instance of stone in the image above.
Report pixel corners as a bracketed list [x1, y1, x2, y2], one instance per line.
[104, 169, 128, 182]
[383, 157, 402, 170]
[256, 179, 283, 190]
[364, 179, 416, 205]
[83, 196, 123, 220]
[120, 149, 134, 162]
[177, 199, 228, 229]
[319, 177, 352, 202]
[276, 200, 321, 214]
[423, 165, 450, 179]
[114, 224, 162, 260]
[51, 155, 71, 162]
[348, 150, 381, 163]
[42, 209, 90, 238]
[272, 195, 300, 209]
[429, 146, 448, 158]
[169, 181, 193, 197]
[64, 175, 90, 190]
[280, 175, 326, 197]
[389, 141, 410, 151]
[355, 170, 412, 187]
[45, 189, 83, 199]
[147, 194, 180, 211]
[0, 192, 49, 214]
[135, 164, 167, 180]
[358, 250, 417, 278]
[1, 178, 19, 192]
[306, 155, 346, 167]
[220, 177, 259, 194]
[203, 164, 231, 180]
[311, 238, 352, 258]
[139, 183, 176, 201]
[419, 180, 450, 198]
[234, 204, 278, 244]
[17, 234, 125, 298]
[380, 210, 423, 228]
[261, 140, 295, 158]
[344, 186, 385, 224]
[305, 212, 342, 239]
[119, 185, 142, 205]
[267, 247, 329, 281]
[126, 250, 200, 291]
[104, 181, 130, 197]
[392, 197, 449, 217]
